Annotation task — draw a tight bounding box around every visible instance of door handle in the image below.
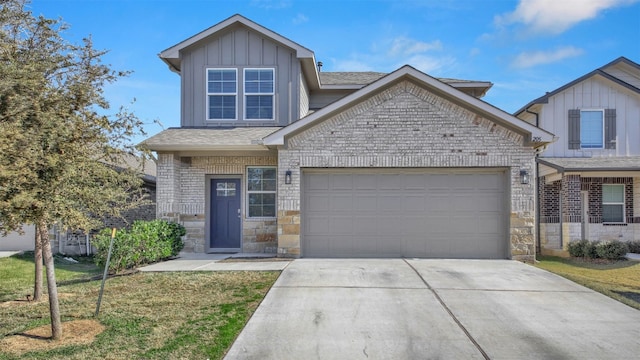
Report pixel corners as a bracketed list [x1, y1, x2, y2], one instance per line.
[238, 208, 241, 218]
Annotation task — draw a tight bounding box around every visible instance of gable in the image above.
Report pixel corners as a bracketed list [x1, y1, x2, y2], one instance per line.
[265, 66, 553, 147]
[288, 80, 525, 157]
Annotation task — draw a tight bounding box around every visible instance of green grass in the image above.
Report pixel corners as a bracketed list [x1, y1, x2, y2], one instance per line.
[0, 253, 280, 359]
[0, 252, 102, 302]
[535, 255, 640, 310]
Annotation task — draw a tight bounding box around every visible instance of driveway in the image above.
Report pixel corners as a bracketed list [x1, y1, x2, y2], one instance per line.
[225, 259, 640, 360]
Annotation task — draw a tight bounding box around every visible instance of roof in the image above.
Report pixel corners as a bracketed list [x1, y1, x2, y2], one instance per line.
[141, 127, 281, 152]
[538, 157, 640, 172]
[264, 65, 554, 147]
[515, 56, 640, 116]
[319, 72, 492, 95]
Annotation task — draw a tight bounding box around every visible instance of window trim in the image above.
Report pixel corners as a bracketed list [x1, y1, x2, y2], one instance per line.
[206, 68, 238, 121]
[602, 184, 625, 224]
[246, 166, 277, 219]
[243, 68, 275, 121]
[580, 109, 605, 149]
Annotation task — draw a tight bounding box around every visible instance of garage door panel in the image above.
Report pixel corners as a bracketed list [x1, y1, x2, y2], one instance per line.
[303, 170, 507, 259]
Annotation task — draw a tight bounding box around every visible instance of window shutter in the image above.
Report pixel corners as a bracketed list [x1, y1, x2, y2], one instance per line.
[568, 109, 581, 149]
[604, 108, 616, 149]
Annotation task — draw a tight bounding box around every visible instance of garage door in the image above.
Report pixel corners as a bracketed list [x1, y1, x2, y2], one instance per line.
[302, 169, 508, 259]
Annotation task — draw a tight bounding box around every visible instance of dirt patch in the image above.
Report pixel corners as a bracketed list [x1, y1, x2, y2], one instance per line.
[0, 319, 105, 355]
[0, 293, 75, 308]
[219, 257, 293, 263]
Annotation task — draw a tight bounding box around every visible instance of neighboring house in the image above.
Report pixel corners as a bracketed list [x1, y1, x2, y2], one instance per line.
[143, 14, 554, 261]
[0, 157, 157, 255]
[515, 57, 640, 255]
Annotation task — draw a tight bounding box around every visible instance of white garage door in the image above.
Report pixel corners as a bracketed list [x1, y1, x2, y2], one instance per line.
[302, 169, 508, 259]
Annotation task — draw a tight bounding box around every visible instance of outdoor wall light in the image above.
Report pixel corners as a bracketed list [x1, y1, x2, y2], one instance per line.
[520, 169, 530, 185]
[285, 170, 292, 185]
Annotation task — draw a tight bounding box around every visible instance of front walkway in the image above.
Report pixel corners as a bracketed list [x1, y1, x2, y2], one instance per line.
[138, 252, 291, 271]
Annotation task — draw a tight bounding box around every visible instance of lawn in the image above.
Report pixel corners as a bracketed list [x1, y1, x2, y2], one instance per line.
[0, 253, 280, 359]
[535, 255, 640, 311]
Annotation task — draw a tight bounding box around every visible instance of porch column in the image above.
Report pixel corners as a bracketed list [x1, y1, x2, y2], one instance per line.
[156, 153, 182, 223]
[561, 174, 582, 246]
[634, 178, 640, 224]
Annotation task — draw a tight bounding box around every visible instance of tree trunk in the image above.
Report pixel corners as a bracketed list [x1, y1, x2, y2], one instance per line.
[33, 226, 43, 301]
[38, 221, 62, 340]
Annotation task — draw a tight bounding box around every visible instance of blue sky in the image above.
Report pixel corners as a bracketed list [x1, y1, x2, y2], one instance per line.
[28, 0, 640, 141]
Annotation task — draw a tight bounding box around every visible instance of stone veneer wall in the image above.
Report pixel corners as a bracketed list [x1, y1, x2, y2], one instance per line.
[277, 80, 537, 261]
[156, 153, 278, 253]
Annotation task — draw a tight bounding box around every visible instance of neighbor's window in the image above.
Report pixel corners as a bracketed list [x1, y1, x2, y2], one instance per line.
[247, 167, 276, 217]
[207, 69, 237, 120]
[244, 69, 274, 120]
[602, 184, 624, 223]
[580, 110, 604, 149]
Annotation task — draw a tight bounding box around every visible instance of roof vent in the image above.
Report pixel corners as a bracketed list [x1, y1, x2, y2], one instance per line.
[317, 61, 323, 72]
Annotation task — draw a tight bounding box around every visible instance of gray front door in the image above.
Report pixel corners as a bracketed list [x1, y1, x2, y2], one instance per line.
[211, 178, 241, 250]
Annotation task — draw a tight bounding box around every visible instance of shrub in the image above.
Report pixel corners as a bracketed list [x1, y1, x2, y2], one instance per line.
[595, 240, 629, 260]
[93, 220, 185, 273]
[627, 241, 640, 254]
[568, 240, 590, 257]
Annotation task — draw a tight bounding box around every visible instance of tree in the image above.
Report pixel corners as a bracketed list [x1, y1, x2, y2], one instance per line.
[0, 0, 148, 340]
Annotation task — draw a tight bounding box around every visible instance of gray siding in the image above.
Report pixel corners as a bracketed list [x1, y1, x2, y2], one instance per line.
[180, 24, 300, 127]
[537, 77, 640, 157]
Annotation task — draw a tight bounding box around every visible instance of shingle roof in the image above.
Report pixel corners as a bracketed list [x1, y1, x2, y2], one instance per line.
[319, 72, 489, 86]
[538, 157, 640, 171]
[141, 127, 282, 151]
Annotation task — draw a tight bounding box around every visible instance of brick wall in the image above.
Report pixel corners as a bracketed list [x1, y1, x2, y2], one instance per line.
[277, 80, 537, 261]
[156, 153, 277, 253]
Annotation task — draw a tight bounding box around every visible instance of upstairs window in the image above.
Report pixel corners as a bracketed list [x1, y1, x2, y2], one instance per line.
[580, 110, 604, 149]
[244, 69, 274, 120]
[602, 184, 625, 223]
[207, 69, 237, 120]
[568, 109, 616, 150]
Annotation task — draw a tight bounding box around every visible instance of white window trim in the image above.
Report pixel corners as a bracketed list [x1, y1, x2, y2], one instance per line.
[243, 68, 275, 121]
[206, 68, 238, 121]
[246, 166, 277, 219]
[602, 184, 625, 224]
[580, 109, 605, 149]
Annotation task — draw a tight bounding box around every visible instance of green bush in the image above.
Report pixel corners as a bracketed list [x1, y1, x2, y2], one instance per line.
[627, 241, 640, 254]
[595, 240, 629, 260]
[93, 220, 185, 273]
[568, 240, 590, 257]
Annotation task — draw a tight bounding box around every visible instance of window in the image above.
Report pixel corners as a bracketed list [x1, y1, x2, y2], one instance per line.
[247, 167, 276, 218]
[244, 69, 274, 120]
[568, 109, 616, 150]
[207, 69, 236, 120]
[602, 184, 624, 223]
[580, 110, 604, 149]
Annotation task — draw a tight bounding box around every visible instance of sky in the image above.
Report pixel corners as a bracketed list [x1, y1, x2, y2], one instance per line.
[26, 0, 640, 142]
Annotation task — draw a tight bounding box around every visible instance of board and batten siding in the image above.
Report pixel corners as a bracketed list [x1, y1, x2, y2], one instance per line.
[539, 77, 640, 157]
[179, 24, 300, 127]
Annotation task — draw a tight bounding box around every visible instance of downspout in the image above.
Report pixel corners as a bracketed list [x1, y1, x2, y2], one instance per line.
[525, 106, 542, 256]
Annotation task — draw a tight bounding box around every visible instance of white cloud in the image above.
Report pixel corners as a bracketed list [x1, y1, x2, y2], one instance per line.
[398, 55, 456, 74]
[292, 13, 308, 25]
[388, 37, 442, 57]
[249, 0, 292, 9]
[496, 0, 639, 35]
[510, 46, 584, 68]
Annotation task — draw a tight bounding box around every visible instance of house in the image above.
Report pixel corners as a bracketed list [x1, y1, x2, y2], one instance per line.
[143, 14, 554, 261]
[0, 157, 157, 255]
[515, 57, 640, 255]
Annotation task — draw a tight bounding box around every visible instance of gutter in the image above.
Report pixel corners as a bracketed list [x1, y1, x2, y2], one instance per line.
[526, 106, 542, 256]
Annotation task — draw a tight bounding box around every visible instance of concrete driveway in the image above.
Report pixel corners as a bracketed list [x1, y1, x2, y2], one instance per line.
[225, 259, 640, 360]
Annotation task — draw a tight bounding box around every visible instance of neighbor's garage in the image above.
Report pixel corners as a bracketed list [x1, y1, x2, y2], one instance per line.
[302, 169, 508, 259]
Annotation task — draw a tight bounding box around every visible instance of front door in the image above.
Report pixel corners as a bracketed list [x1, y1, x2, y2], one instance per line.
[211, 178, 241, 251]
